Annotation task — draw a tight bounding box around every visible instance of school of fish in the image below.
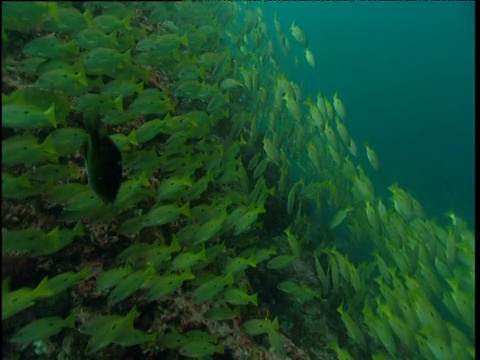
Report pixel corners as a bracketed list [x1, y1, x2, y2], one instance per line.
[1, 2, 474, 359]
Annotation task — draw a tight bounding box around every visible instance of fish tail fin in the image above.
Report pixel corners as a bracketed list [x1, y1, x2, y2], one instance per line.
[44, 103, 57, 128]
[34, 277, 53, 298]
[122, 49, 131, 64]
[40, 136, 59, 163]
[64, 313, 76, 328]
[113, 95, 123, 111]
[123, 17, 132, 30]
[181, 202, 191, 218]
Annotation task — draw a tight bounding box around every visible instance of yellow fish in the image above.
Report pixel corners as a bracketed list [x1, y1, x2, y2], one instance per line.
[364, 141, 379, 171]
[305, 48, 316, 69]
[333, 91, 346, 121]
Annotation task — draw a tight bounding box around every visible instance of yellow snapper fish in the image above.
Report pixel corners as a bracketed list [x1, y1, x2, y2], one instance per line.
[364, 141, 380, 171]
[290, 21, 307, 46]
[337, 302, 366, 350]
[179, 341, 224, 358]
[332, 91, 347, 121]
[305, 48, 316, 69]
[330, 206, 353, 230]
[2, 277, 52, 320]
[11, 314, 76, 343]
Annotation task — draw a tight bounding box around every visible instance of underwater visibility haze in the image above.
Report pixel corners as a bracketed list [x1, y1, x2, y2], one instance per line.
[1, 2, 475, 360]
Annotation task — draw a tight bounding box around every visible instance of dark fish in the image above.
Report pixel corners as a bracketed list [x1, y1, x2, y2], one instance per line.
[83, 116, 122, 203]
